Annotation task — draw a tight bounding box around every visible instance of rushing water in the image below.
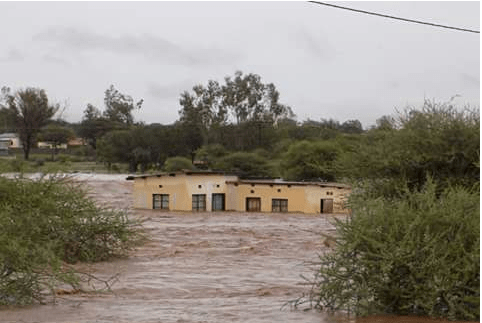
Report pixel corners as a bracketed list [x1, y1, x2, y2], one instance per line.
[0, 176, 476, 323]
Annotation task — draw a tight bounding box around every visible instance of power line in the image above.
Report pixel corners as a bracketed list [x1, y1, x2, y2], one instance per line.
[308, 1, 480, 34]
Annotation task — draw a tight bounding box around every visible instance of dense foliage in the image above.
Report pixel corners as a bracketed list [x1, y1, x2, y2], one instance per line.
[0, 175, 139, 305]
[303, 180, 479, 321]
[294, 102, 480, 321]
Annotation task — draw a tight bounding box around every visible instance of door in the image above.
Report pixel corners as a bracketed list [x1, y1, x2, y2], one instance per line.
[246, 197, 261, 212]
[321, 199, 333, 213]
[212, 193, 225, 211]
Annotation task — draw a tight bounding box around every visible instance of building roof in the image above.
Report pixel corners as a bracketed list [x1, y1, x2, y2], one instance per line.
[126, 170, 350, 188]
[0, 133, 18, 139]
[225, 179, 350, 189]
[126, 170, 228, 180]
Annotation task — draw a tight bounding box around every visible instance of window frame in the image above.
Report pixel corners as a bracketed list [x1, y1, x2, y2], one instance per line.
[153, 194, 169, 210]
[272, 198, 288, 213]
[192, 194, 207, 212]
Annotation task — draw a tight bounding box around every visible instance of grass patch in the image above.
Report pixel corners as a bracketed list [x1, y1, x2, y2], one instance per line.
[0, 156, 128, 174]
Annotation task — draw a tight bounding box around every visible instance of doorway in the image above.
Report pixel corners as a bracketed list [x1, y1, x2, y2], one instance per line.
[320, 199, 334, 213]
[246, 197, 261, 212]
[212, 193, 225, 211]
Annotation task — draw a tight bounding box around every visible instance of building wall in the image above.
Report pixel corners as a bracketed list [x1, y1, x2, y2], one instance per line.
[132, 173, 237, 211]
[0, 135, 21, 148]
[131, 174, 350, 214]
[228, 183, 350, 213]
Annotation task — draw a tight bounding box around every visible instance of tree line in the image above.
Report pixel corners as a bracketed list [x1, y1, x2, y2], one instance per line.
[0, 71, 479, 192]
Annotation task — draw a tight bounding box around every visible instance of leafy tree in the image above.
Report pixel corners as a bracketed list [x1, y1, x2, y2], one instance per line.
[340, 119, 363, 134]
[4, 88, 58, 160]
[0, 87, 16, 132]
[281, 140, 340, 181]
[213, 151, 273, 178]
[163, 156, 194, 172]
[178, 71, 293, 148]
[374, 115, 395, 130]
[222, 71, 293, 124]
[79, 85, 143, 150]
[78, 104, 113, 149]
[97, 130, 136, 171]
[194, 144, 228, 165]
[179, 80, 226, 141]
[38, 124, 76, 160]
[337, 100, 480, 194]
[103, 85, 143, 125]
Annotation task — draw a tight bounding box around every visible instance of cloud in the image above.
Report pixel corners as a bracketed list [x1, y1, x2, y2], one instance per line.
[293, 28, 337, 61]
[33, 26, 240, 66]
[459, 73, 480, 88]
[146, 80, 197, 100]
[42, 54, 71, 67]
[0, 48, 24, 62]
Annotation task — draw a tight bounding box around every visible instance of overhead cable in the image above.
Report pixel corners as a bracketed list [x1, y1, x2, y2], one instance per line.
[308, 1, 480, 34]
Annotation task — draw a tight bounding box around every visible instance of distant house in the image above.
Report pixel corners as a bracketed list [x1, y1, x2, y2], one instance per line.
[0, 133, 22, 155]
[37, 142, 68, 149]
[67, 137, 87, 147]
[127, 170, 351, 214]
[37, 137, 86, 150]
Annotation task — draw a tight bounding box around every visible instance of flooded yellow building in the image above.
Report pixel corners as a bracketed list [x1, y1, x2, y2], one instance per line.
[127, 170, 351, 214]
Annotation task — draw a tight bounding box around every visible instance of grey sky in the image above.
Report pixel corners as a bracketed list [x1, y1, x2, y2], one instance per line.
[0, 1, 479, 128]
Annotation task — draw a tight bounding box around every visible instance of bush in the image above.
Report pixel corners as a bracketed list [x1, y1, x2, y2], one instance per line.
[0, 175, 140, 305]
[163, 156, 194, 172]
[281, 140, 340, 181]
[302, 179, 479, 321]
[213, 151, 273, 178]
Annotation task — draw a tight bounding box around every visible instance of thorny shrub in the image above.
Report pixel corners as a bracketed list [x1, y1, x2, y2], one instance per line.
[296, 179, 479, 321]
[0, 175, 141, 305]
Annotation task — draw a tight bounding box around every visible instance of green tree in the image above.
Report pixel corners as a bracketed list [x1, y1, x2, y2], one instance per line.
[340, 119, 363, 134]
[178, 71, 293, 150]
[78, 104, 113, 149]
[97, 130, 136, 171]
[337, 100, 480, 194]
[4, 88, 59, 160]
[103, 85, 143, 125]
[214, 151, 273, 178]
[281, 140, 340, 181]
[163, 156, 194, 172]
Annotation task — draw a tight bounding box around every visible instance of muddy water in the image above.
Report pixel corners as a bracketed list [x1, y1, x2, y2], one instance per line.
[0, 176, 474, 323]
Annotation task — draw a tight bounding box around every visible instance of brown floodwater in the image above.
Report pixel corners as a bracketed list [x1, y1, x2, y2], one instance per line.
[0, 175, 477, 323]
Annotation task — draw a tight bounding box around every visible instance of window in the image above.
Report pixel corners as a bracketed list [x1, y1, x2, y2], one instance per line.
[246, 197, 261, 212]
[272, 199, 288, 212]
[153, 194, 169, 210]
[192, 194, 206, 211]
[212, 193, 225, 211]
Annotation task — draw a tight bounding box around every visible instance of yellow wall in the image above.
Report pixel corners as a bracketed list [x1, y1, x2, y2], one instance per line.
[131, 173, 350, 214]
[228, 183, 349, 213]
[132, 173, 237, 211]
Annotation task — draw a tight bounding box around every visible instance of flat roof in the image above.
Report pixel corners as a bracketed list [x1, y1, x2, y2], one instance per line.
[126, 170, 229, 180]
[225, 179, 350, 189]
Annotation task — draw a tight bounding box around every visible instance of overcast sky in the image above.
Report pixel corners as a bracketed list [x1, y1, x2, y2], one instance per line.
[0, 1, 479, 128]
